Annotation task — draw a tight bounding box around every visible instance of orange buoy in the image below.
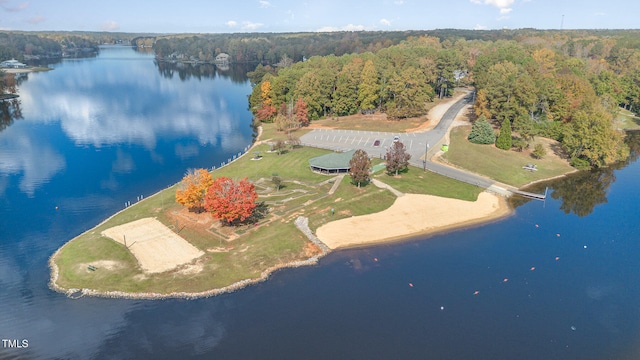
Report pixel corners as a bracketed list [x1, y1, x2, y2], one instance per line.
[530, 267, 536, 271]
[409, 283, 414, 287]
[555, 256, 560, 261]
[473, 290, 479, 295]
[503, 278, 509, 283]
[373, 258, 378, 262]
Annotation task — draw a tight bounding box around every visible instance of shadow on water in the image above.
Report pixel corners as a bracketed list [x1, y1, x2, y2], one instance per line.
[512, 130, 640, 217]
[0, 72, 23, 132]
[153, 61, 252, 84]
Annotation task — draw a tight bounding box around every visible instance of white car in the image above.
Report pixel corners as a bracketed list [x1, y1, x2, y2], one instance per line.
[393, 135, 399, 143]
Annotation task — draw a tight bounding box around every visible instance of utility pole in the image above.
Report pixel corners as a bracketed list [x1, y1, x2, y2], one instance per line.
[423, 143, 429, 172]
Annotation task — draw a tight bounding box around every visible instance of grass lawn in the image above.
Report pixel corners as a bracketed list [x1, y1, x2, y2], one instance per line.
[52, 128, 485, 296]
[442, 126, 575, 187]
[373, 167, 482, 201]
[616, 109, 640, 130]
[309, 97, 448, 133]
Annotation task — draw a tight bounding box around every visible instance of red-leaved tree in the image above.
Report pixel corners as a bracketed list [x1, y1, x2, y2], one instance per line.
[385, 141, 411, 176]
[204, 177, 258, 225]
[256, 104, 277, 122]
[294, 97, 309, 126]
[349, 149, 371, 187]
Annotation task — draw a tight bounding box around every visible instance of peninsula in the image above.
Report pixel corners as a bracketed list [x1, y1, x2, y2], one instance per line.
[49, 94, 534, 300]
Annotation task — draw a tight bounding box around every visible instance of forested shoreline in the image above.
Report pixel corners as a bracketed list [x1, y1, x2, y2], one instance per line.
[3, 29, 640, 167]
[244, 30, 640, 168]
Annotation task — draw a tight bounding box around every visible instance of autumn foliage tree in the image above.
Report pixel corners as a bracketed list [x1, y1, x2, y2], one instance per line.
[175, 168, 214, 212]
[256, 80, 277, 122]
[349, 149, 371, 187]
[294, 97, 309, 126]
[385, 141, 411, 176]
[204, 177, 258, 225]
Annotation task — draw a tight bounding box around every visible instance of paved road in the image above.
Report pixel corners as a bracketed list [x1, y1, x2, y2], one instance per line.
[300, 92, 498, 190]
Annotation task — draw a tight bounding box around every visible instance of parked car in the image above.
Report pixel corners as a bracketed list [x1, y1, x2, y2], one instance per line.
[393, 135, 399, 143]
[373, 139, 381, 147]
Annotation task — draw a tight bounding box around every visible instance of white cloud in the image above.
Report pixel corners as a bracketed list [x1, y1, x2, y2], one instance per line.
[380, 18, 392, 26]
[241, 21, 263, 30]
[259, 0, 271, 7]
[225, 20, 237, 27]
[394, 0, 404, 4]
[316, 24, 367, 32]
[316, 26, 339, 32]
[100, 20, 120, 31]
[474, 24, 488, 30]
[344, 24, 366, 31]
[470, 0, 514, 14]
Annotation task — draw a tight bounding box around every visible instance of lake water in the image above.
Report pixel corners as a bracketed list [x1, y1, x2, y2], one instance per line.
[1, 46, 640, 359]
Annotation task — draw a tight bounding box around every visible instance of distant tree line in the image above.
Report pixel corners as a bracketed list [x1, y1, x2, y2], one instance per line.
[134, 31, 438, 64]
[0, 31, 142, 62]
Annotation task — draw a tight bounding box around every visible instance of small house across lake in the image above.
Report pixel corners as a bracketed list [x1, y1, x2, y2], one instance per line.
[1, 59, 27, 68]
[309, 149, 355, 174]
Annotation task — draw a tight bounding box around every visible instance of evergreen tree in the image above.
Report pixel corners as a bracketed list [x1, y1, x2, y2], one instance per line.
[468, 116, 496, 144]
[495, 119, 512, 150]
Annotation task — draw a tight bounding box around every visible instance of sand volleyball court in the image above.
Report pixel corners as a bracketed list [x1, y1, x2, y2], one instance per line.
[102, 217, 204, 273]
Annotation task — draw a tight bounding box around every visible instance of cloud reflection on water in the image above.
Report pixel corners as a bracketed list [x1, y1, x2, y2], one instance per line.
[0, 128, 66, 196]
[0, 46, 252, 196]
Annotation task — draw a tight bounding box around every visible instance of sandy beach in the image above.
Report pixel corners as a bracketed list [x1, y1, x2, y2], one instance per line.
[316, 192, 511, 249]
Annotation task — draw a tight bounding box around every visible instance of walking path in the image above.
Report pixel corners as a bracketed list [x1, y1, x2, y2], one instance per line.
[327, 174, 345, 195]
[371, 179, 404, 197]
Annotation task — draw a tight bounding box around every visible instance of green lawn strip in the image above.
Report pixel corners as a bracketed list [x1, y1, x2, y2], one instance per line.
[215, 144, 331, 183]
[308, 95, 452, 133]
[259, 123, 313, 142]
[374, 168, 482, 201]
[616, 109, 640, 130]
[54, 236, 139, 290]
[442, 126, 574, 187]
[306, 176, 397, 232]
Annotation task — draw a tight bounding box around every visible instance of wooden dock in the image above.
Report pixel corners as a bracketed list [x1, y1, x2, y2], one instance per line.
[511, 187, 548, 201]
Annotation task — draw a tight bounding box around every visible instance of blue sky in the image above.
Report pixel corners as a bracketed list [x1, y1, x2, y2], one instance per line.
[0, 0, 637, 33]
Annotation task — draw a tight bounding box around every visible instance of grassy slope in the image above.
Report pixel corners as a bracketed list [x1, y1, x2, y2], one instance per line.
[442, 126, 575, 187]
[616, 109, 640, 130]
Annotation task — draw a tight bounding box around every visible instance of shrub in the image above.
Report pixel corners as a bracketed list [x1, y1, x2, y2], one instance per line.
[570, 156, 591, 170]
[532, 143, 547, 159]
[512, 138, 528, 152]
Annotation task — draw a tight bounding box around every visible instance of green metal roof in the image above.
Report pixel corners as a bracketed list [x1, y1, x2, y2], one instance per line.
[308, 149, 356, 170]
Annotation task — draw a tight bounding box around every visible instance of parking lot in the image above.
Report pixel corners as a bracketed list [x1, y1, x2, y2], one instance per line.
[300, 129, 430, 161]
